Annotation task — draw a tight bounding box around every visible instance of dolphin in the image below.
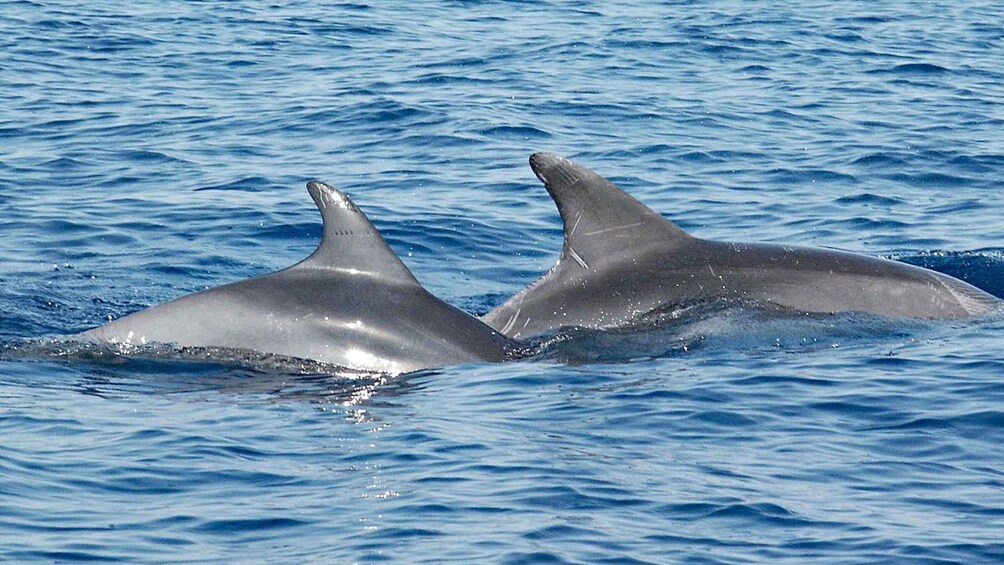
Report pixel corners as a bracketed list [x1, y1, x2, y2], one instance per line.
[483, 153, 1000, 338]
[77, 181, 517, 374]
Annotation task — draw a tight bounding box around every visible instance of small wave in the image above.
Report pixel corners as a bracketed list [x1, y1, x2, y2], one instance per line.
[41, 156, 90, 169]
[946, 154, 1004, 174]
[406, 73, 498, 87]
[762, 108, 823, 124]
[849, 152, 910, 168]
[119, 150, 188, 164]
[834, 193, 905, 206]
[676, 150, 726, 164]
[603, 38, 689, 50]
[701, 43, 750, 56]
[308, 22, 392, 37]
[835, 15, 893, 23]
[478, 125, 552, 140]
[884, 171, 975, 187]
[766, 167, 859, 185]
[507, 484, 647, 512]
[195, 176, 275, 192]
[5, 550, 129, 563]
[825, 31, 866, 43]
[887, 62, 952, 74]
[191, 517, 311, 535]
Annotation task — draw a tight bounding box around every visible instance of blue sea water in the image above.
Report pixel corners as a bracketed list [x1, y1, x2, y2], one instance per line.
[2, 0, 1004, 562]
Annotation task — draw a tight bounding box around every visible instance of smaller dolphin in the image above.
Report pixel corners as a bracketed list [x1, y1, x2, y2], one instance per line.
[77, 181, 516, 373]
[483, 153, 1000, 338]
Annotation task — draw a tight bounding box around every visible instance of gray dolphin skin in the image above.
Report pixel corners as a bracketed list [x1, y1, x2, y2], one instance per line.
[77, 181, 516, 374]
[483, 153, 1000, 338]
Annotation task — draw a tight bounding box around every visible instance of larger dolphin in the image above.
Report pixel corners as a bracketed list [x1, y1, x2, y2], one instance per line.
[483, 153, 1000, 338]
[78, 181, 516, 374]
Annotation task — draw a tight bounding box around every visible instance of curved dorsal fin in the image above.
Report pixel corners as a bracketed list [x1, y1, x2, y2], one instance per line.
[528, 152, 692, 270]
[294, 181, 419, 284]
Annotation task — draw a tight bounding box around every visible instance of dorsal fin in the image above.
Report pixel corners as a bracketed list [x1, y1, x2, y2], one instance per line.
[294, 181, 419, 284]
[528, 152, 692, 270]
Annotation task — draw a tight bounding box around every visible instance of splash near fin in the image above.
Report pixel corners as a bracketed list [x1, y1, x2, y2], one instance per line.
[296, 181, 419, 284]
[528, 153, 691, 270]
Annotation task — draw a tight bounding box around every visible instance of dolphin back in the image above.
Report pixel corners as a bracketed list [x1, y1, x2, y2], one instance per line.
[483, 153, 1000, 338]
[75, 181, 515, 374]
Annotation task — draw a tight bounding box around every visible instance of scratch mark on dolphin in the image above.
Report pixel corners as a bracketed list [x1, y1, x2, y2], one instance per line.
[584, 222, 644, 236]
[567, 247, 589, 270]
[500, 308, 520, 335]
[570, 212, 583, 237]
